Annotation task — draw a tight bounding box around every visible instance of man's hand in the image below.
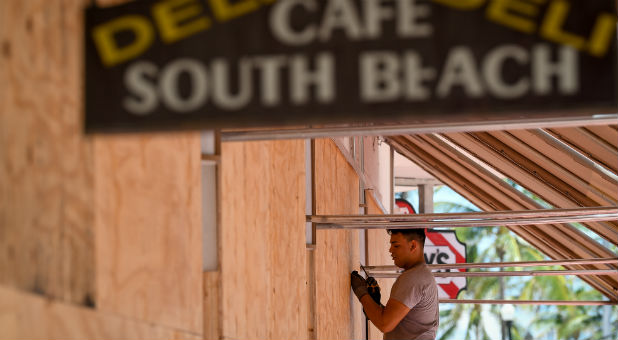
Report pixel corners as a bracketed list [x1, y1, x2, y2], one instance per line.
[366, 276, 382, 305]
[351, 271, 369, 300]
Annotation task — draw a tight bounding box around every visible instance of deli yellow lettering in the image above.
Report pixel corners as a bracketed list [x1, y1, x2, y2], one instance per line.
[92, 0, 273, 67]
[586, 13, 617, 57]
[486, 0, 542, 34]
[432, 0, 484, 10]
[209, 0, 275, 22]
[92, 15, 155, 67]
[540, 1, 586, 51]
[153, 0, 211, 44]
[540, 0, 617, 58]
[433, 0, 617, 58]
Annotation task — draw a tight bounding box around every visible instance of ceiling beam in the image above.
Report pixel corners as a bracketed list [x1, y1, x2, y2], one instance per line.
[385, 134, 618, 300]
[444, 131, 618, 245]
[548, 127, 618, 173]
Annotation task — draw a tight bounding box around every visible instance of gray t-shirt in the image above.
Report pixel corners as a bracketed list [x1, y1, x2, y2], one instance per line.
[384, 263, 439, 340]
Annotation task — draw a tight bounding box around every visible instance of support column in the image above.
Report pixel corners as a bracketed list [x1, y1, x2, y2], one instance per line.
[418, 184, 434, 214]
[201, 130, 221, 340]
[306, 139, 317, 340]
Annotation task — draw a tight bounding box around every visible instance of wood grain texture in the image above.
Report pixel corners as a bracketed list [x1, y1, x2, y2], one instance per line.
[0, 285, 201, 340]
[220, 140, 307, 339]
[204, 271, 221, 340]
[584, 125, 618, 148]
[94, 133, 203, 334]
[365, 190, 396, 340]
[0, 0, 95, 305]
[313, 139, 363, 340]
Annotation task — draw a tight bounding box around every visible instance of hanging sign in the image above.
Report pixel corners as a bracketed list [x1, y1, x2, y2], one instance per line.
[84, 0, 618, 132]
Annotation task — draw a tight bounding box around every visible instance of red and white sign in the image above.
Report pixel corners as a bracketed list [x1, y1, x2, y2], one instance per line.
[425, 230, 467, 299]
[395, 198, 467, 299]
[395, 198, 416, 214]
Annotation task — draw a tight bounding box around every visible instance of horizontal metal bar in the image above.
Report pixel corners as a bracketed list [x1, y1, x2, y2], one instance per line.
[220, 115, 618, 142]
[370, 270, 617, 278]
[316, 213, 617, 229]
[309, 206, 618, 223]
[364, 258, 618, 271]
[394, 177, 443, 187]
[439, 299, 618, 306]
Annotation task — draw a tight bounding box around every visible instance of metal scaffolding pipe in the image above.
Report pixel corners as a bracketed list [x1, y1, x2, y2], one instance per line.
[364, 258, 618, 271]
[315, 214, 617, 229]
[309, 207, 618, 229]
[439, 299, 618, 306]
[220, 115, 618, 142]
[310, 207, 617, 222]
[369, 269, 617, 279]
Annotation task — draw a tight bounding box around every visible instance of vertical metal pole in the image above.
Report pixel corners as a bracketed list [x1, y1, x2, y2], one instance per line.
[306, 139, 317, 340]
[360, 136, 365, 174]
[358, 137, 368, 340]
[201, 131, 218, 271]
[201, 130, 222, 339]
[390, 147, 395, 214]
[352, 136, 357, 163]
[306, 138, 315, 247]
[418, 184, 434, 214]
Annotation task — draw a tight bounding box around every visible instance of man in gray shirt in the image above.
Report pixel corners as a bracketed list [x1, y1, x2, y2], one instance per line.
[351, 229, 439, 340]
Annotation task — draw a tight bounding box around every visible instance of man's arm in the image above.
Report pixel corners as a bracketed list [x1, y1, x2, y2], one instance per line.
[359, 295, 410, 333]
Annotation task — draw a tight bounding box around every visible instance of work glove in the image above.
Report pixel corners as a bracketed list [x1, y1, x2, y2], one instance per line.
[351, 271, 369, 300]
[366, 276, 382, 305]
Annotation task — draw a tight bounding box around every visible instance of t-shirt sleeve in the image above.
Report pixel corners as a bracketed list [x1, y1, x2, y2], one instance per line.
[390, 276, 423, 309]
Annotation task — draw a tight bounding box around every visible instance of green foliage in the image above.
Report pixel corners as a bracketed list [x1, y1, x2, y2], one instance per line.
[433, 185, 617, 340]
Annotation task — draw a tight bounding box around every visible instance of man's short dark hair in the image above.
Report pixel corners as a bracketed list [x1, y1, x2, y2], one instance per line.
[387, 228, 426, 245]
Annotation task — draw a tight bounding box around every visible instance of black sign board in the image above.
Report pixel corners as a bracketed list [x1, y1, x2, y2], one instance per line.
[85, 0, 618, 132]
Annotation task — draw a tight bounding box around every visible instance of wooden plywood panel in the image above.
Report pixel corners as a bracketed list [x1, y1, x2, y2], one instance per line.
[365, 190, 395, 340]
[0, 285, 201, 340]
[204, 271, 221, 340]
[94, 133, 203, 333]
[0, 0, 95, 304]
[314, 139, 363, 340]
[220, 140, 307, 339]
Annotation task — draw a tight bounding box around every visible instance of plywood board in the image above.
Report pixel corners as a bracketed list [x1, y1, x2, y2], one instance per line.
[0, 0, 95, 305]
[0, 285, 201, 339]
[204, 271, 221, 340]
[365, 190, 396, 340]
[313, 139, 363, 340]
[220, 140, 308, 339]
[94, 133, 203, 334]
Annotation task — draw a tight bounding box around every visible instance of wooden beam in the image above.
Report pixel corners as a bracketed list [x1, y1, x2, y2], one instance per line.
[445, 132, 618, 245]
[549, 127, 618, 173]
[584, 125, 618, 148]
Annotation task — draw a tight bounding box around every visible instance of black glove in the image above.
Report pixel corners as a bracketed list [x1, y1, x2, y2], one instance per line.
[351, 271, 368, 300]
[366, 276, 382, 305]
